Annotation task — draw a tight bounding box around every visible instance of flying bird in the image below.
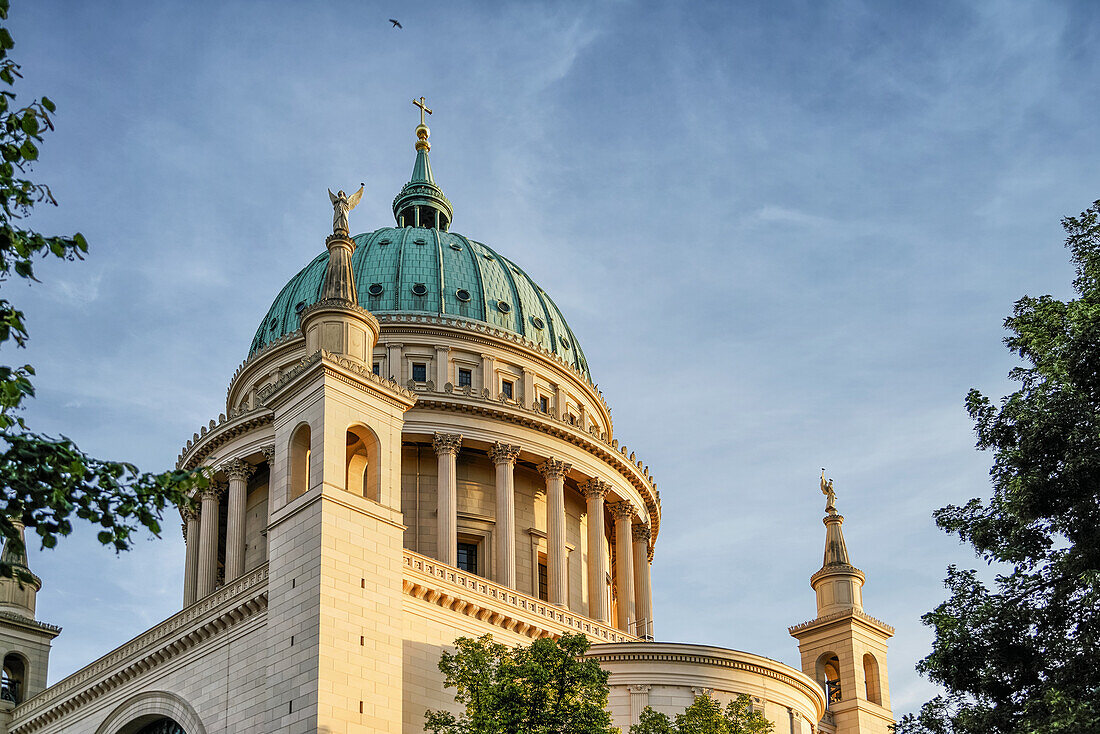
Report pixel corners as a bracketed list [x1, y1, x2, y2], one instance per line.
[389, 19, 402, 28]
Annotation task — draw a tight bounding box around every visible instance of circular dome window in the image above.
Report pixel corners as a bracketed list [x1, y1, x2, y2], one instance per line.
[497, 300, 511, 313]
[483, 254, 494, 261]
[367, 283, 384, 297]
[455, 288, 472, 302]
[412, 283, 428, 297]
[530, 316, 545, 329]
[294, 301, 307, 314]
[560, 336, 571, 349]
[449, 243, 462, 251]
[269, 318, 278, 330]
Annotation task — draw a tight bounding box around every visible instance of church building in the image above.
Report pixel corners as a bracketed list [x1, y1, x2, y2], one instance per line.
[0, 101, 896, 734]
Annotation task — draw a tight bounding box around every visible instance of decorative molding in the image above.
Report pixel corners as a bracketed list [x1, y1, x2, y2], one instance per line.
[632, 522, 651, 544]
[487, 442, 521, 466]
[403, 550, 634, 644]
[691, 687, 714, 698]
[537, 458, 571, 480]
[0, 611, 60, 636]
[627, 684, 653, 694]
[788, 607, 895, 636]
[432, 432, 463, 456]
[10, 565, 269, 732]
[176, 406, 273, 471]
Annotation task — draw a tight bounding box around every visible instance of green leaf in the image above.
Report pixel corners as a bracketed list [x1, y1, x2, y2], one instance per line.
[40, 96, 54, 113]
[19, 138, 36, 160]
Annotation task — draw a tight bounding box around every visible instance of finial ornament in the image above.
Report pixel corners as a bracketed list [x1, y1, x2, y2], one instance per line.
[821, 468, 837, 515]
[413, 96, 433, 151]
[328, 185, 364, 236]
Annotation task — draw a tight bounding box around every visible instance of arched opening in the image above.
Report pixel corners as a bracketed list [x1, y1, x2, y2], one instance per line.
[289, 423, 312, 501]
[864, 652, 882, 704]
[816, 652, 842, 707]
[1, 652, 26, 704]
[131, 718, 186, 734]
[346, 425, 381, 502]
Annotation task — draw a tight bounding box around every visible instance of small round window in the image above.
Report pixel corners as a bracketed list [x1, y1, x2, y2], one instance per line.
[367, 283, 384, 297]
[497, 300, 511, 313]
[412, 283, 428, 297]
[449, 243, 462, 251]
[530, 316, 545, 329]
[560, 336, 571, 349]
[294, 301, 307, 314]
[269, 318, 278, 330]
[483, 253, 494, 261]
[456, 289, 472, 302]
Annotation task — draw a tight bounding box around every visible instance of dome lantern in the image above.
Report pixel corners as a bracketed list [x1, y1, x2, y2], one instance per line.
[392, 96, 454, 231]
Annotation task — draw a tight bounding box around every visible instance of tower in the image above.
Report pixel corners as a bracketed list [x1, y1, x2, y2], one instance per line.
[789, 474, 894, 734]
[0, 524, 60, 729]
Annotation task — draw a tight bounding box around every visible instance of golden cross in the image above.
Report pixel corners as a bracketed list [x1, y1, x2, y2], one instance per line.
[413, 96, 432, 125]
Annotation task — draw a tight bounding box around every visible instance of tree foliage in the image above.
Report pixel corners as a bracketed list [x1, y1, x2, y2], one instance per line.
[897, 201, 1100, 734]
[424, 633, 617, 734]
[631, 694, 774, 734]
[0, 0, 201, 582]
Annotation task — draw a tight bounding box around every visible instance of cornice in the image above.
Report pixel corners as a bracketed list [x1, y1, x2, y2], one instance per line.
[0, 611, 60, 637]
[255, 349, 417, 413]
[410, 393, 660, 540]
[585, 643, 826, 713]
[403, 550, 634, 644]
[11, 565, 269, 732]
[788, 607, 895, 637]
[176, 406, 274, 471]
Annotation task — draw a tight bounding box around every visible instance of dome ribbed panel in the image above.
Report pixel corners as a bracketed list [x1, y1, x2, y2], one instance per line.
[248, 227, 592, 381]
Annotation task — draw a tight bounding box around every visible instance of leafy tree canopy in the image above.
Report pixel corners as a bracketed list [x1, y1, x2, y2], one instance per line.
[897, 201, 1100, 734]
[0, 0, 201, 582]
[631, 694, 774, 734]
[424, 633, 617, 734]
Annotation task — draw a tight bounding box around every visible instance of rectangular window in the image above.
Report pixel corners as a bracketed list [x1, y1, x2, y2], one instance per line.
[501, 380, 514, 399]
[457, 541, 478, 574]
[372, 362, 380, 376]
[412, 363, 427, 382]
[537, 554, 548, 601]
[539, 395, 549, 414]
[458, 368, 472, 387]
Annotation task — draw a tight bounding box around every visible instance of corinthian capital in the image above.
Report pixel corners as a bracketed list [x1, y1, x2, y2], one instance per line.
[488, 442, 521, 466]
[582, 478, 611, 500]
[200, 482, 227, 501]
[222, 458, 254, 482]
[537, 458, 571, 480]
[261, 445, 276, 463]
[432, 432, 463, 456]
[608, 500, 635, 520]
[632, 522, 651, 543]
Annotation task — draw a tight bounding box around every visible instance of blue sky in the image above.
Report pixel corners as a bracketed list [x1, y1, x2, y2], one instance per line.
[6, 0, 1098, 717]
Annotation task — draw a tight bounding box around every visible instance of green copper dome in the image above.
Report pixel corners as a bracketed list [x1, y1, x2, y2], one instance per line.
[250, 226, 591, 380]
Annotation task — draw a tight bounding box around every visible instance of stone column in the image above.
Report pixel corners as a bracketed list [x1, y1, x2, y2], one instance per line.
[196, 483, 225, 598]
[433, 433, 462, 566]
[632, 522, 653, 639]
[489, 442, 521, 588]
[582, 478, 611, 623]
[223, 459, 254, 583]
[538, 458, 571, 606]
[386, 342, 403, 382]
[181, 505, 200, 606]
[610, 501, 636, 633]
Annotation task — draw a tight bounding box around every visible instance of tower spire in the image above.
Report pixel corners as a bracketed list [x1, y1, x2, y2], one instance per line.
[393, 96, 453, 230]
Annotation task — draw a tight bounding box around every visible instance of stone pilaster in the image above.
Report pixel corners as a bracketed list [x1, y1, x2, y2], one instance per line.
[583, 478, 611, 623]
[223, 459, 254, 583]
[610, 500, 636, 633]
[433, 433, 462, 567]
[488, 442, 521, 588]
[196, 483, 226, 598]
[538, 458, 572, 606]
[632, 522, 653, 639]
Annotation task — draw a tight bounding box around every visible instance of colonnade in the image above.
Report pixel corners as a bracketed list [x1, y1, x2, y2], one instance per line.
[433, 432, 654, 637]
[182, 447, 272, 607]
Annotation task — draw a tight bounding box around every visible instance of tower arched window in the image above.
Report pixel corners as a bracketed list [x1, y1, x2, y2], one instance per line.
[346, 425, 381, 502]
[289, 423, 312, 501]
[816, 652, 842, 707]
[864, 652, 882, 705]
[1, 653, 26, 704]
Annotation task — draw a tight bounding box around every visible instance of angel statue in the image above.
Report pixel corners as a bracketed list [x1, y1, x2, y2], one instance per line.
[328, 184, 364, 236]
[820, 468, 837, 514]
